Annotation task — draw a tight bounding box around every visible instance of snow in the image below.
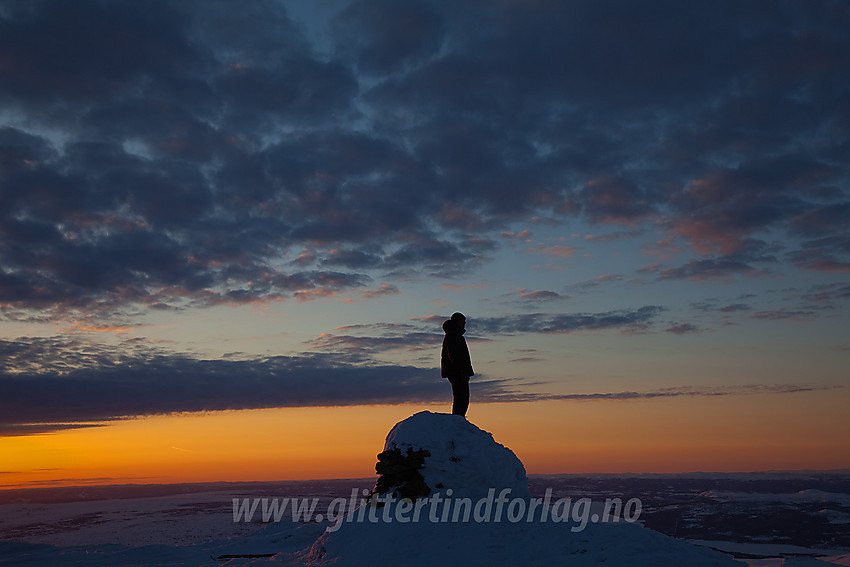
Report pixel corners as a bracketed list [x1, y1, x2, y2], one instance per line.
[381, 410, 530, 500]
[747, 559, 850, 567]
[303, 411, 739, 566]
[305, 509, 745, 566]
[817, 509, 850, 524]
[0, 492, 257, 547]
[689, 540, 850, 562]
[698, 489, 850, 506]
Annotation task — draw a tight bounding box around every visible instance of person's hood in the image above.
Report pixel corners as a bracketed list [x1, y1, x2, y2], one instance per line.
[443, 319, 465, 335]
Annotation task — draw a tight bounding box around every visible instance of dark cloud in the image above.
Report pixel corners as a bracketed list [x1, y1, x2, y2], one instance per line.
[0, 423, 107, 437]
[789, 203, 850, 238]
[333, 0, 446, 76]
[322, 248, 385, 270]
[668, 165, 810, 255]
[578, 175, 653, 225]
[311, 332, 437, 355]
[692, 301, 752, 314]
[309, 308, 665, 361]
[309, 319, 448, 356]
[0, 336, 522, 430]
[360, 284, 401, 300]
[498, 288, 567, 304]
[519, 290, 563, 303]
[1, 0, 849, 321]
[311, 325, 434, 355]
[665, 323, 704, 335]
[799, 282, 850, 305]
[657, 240, 782, 281]
[0, 126, 55, 168]
[718, 303, 752, 313]
[659, 259, 758, 281]
[0, 0, 199, 105]
[751, 309, 817, 321]
[540, 384, 841, 402]
[474, 306, 665, 335]
[683, 281, 848, 325]
[383, 237, 495, 277]
[787, 236, 850, 274]
[1, 335, 836, 434]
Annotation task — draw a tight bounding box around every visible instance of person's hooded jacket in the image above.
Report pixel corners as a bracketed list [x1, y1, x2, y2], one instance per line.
[441, 319, 474, 379]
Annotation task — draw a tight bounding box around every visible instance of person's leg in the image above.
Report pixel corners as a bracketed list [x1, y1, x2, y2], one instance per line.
[451, 376, 469, 416]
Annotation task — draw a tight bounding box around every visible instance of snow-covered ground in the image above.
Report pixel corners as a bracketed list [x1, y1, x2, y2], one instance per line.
[2, 494, 848, 567]
[698, 489, 850, 507]
[0, 491, 254, 547]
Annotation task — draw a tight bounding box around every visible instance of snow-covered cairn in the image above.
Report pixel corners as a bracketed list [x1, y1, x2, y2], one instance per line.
[304, 411, 741, 566]
[372, 411, 530, 502]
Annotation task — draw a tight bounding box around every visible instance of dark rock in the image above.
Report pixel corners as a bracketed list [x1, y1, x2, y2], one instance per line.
[372, 447, 432, 501]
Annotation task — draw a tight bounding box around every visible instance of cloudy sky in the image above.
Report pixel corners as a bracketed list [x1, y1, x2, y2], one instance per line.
[1, 0, 849, 486]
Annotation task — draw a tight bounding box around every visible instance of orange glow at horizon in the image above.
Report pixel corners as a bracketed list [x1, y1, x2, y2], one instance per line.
[2, 391, 849, 491]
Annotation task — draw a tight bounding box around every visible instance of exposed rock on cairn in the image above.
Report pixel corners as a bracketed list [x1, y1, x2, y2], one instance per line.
[373, 446, 432, 501]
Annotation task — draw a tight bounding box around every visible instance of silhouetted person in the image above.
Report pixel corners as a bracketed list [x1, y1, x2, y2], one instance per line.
[441, 312, 474, 416]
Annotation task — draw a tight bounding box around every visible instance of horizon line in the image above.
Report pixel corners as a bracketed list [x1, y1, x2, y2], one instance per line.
[3, 467, 849, 494]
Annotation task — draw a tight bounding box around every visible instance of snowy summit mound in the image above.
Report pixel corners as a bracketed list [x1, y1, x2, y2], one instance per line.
[374, 411, 529, 501]
[304, 412, 741, 567]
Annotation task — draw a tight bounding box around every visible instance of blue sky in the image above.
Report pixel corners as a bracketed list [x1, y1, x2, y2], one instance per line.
[1, 0, 848, 442]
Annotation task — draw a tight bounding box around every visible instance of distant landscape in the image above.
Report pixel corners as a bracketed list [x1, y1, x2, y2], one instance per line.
[2, 471, 848, 564]
[528, 472, 850, 556]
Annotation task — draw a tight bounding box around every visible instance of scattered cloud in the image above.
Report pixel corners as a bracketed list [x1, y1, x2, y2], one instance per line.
[474, 306, 665, 335]
[659, 259, 760, 282]
[66, 323, 133, 334]
[584, 229, 644, 243]
[529, 245, 576, 259]
[501, 230, 533, 241]
[538, 384, 842, 402]
[0, 0, 847, 324]
[800, 282, 850, 305]
[788, 236, 850, 274]
[499, 288, 567, 304]
[691, 301, 752, 314]
[0, 336, 453, 430]
[0, 423, 108, 437]
[520, 290, 564, 303]
[360, 284, 402, 300]
[718, 303, 752, 313]
[665, 323, 705, 335]
[580, 175, 654, 225]
[310, 330, 437, 355]
[751, 309, 817, 322]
